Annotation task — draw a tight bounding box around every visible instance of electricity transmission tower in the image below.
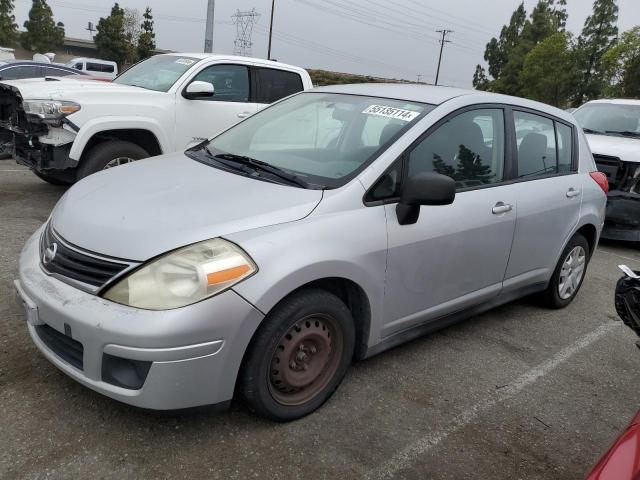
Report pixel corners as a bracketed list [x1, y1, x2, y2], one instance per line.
[232, 9, 260, 57]
[435, 29, 453, 86]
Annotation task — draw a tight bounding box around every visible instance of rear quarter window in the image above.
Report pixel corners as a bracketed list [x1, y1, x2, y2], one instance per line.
[256, 68, 304, 104]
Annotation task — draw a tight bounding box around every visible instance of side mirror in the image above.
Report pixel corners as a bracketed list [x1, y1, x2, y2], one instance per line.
[396, 172, 456, 225]
[183, 81, 214, 99]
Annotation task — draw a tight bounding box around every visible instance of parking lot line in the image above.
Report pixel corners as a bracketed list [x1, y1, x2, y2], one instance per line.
[365, 322, 620, 480]
[598, 248, 639, 264]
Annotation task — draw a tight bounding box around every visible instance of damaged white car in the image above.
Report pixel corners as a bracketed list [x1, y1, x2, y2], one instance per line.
[574, 99, 640, 242]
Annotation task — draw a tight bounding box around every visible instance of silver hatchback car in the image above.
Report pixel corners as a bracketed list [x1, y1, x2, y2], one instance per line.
[15, 85, 607, 421]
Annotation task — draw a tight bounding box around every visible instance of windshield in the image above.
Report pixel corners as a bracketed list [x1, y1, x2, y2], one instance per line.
[113, 55, 200, 92]
[574, 103, 640, 137]
[197, 92, 431, 188]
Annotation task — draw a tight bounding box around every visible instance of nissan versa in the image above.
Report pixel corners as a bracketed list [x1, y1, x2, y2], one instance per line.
[15, 85, 607, 421]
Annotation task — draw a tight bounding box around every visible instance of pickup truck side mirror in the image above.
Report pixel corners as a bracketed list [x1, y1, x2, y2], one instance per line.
[183, 81, 215, 100]
[396, 172, 456, 225]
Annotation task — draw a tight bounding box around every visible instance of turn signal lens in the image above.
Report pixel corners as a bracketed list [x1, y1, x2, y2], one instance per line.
[590, 171, 609, 194]
[103, 238, 257, 310]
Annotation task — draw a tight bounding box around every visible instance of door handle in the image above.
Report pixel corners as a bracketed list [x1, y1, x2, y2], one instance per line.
[566, 188, 581, 198]
[492, 202, 513, 215]
[237, 112, 251, 119]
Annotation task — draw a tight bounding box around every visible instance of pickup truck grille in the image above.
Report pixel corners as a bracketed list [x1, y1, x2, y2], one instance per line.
[40, 223, 132, 290]
[0, 86, 46, 136]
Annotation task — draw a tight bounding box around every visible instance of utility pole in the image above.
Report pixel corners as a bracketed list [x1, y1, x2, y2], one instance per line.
[267, 0, 275, 60]
[86, 22, 95, 39]
[416, 74, 423, 84]
[435, 29, 453, 86]
[204, 0, 215, 53]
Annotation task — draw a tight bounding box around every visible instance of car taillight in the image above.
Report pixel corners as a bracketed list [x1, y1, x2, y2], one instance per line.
[590, 171, 609, 194]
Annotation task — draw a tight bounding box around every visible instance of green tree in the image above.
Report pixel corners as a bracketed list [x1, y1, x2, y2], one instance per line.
[95, 3, 130, 67]
[521, 32, 575, 107]
[602, 26, 640, 98]
[0, 0, 18, 47]
[472, 65, 489, 90]
[479, 0, 568, 96]
[573, 0, 619, 106]
[483, 3, 527, 81]
[137, 7, 155, 60]
[21, 0, 65, 52]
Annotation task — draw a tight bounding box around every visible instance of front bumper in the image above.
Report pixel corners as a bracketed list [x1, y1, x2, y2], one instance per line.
[15, 226, 264, 410]
[602, 191, 640, 241]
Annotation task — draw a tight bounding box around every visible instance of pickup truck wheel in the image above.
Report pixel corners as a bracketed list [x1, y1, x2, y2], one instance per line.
[240, 289, 355, 422]
[77, 141, 149, 180]
[33, 169, 74, 186]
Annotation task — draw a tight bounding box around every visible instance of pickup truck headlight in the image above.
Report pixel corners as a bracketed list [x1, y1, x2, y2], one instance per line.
[102, 239, 257, 310]
[23, 100, 81, 120]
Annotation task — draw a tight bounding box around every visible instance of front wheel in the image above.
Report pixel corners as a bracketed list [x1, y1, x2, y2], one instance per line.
[76, 140, 149, 180]
[543, 233, 590, 309]
[240, 289, 355, 421]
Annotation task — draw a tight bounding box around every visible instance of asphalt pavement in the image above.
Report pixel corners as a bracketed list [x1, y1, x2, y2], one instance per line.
[1, 160, 639, 480]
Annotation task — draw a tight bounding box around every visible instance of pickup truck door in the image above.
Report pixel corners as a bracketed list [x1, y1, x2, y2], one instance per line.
[175, 63, 258, 150]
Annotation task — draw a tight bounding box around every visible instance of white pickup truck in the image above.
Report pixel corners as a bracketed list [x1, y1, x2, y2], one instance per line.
[0, 53, 312, 184]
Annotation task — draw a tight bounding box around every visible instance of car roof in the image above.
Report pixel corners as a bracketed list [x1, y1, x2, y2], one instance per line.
[310, 83, 576, 122]
[585, 98, 640, 106]
[161, 52, 307, 72]
[312, 83, 473, 105]
[0, 60, 74, 69]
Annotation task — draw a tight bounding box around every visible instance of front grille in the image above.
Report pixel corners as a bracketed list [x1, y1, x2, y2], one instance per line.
[594, 154, 638, 191]
[40, 223, 130, 289]
[35, 324, 84, 370]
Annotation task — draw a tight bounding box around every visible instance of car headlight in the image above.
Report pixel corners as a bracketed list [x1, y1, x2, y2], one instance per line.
[102, 238, 257, 310]
[23, 100, 81, 120]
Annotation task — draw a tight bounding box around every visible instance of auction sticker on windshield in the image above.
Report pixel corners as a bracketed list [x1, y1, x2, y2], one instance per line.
[175, 58, 196, 66]
[362, 105, 420, 122]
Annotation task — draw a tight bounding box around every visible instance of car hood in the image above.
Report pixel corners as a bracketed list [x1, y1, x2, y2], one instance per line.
[0, 77, 150, 100]
[586, 134, 640, 164]
[50, 154, 323, 261]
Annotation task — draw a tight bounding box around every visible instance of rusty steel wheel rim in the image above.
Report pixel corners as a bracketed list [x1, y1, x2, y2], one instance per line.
[268, 314, 343, 406]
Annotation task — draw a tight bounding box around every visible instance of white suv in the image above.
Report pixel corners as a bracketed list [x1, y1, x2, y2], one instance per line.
[0, 53, 312, 184]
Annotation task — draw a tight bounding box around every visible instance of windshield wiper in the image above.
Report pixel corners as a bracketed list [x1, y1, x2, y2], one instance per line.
[605, 130, 640, 138]
[212, 152, 314, 189]
[583, 128, 605, 135]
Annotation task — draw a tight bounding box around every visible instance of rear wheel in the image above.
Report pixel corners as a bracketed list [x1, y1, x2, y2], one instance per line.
[240, 289, 355, 421]
[543, 233, 590, 309]
[76, 140, 149, 180]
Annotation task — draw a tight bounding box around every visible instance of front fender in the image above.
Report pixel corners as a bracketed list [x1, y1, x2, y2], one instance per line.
[227, 204, 388, 348]
[68, 116, 172, 161]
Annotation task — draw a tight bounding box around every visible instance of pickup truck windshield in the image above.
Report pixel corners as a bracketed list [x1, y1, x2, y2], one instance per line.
[574, 103, 640, 138]
[114, 55, 201, 92]
[201, 92, 431, 188]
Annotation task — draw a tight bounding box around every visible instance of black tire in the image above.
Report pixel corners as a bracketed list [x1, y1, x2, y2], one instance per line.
[76, 140, 149, 180]
[33, 169, 74, 186]
[542, 233, 590, 309]
[240, 289, 355, 422]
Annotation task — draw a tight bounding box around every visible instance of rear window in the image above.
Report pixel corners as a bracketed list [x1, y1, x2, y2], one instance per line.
[256, 68, 304, 104]
[87, 62, 114, 73]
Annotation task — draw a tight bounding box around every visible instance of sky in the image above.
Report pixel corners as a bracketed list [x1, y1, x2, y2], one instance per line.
[10, 0, 640, 88]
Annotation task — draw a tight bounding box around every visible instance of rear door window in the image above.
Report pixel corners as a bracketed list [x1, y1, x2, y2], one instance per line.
[514, 111, 574, 177]
[255, 68, 304, 104]
[46, 67, 74, 77]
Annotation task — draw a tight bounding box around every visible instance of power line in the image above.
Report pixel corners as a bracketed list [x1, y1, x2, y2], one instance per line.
[435, 29, 453, 86]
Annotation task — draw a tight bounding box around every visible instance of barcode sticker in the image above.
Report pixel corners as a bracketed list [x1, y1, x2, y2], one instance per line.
[362, 105, 420, 122]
